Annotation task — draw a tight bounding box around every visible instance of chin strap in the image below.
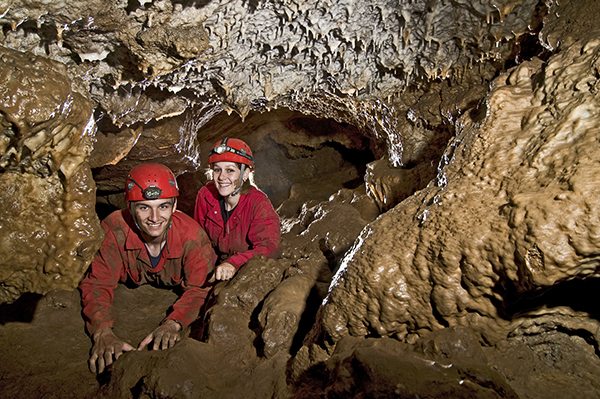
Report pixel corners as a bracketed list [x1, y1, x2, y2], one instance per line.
[130, 203, 142, 231]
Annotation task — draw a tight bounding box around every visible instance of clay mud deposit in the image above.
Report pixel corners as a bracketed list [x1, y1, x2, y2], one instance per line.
[1, 0, 600, 398]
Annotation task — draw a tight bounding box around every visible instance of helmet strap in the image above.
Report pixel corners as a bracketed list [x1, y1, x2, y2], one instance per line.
[229, 164, 246, 197]
[129, 202, 140, 229]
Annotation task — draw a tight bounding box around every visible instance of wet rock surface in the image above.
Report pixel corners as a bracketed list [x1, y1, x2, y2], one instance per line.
[1, 0, 600, 398]
[0, 47, 101, 303]
[312, 30, 600, 350]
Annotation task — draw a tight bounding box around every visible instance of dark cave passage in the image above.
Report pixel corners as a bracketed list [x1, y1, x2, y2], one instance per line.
[507, 277, 600, 322]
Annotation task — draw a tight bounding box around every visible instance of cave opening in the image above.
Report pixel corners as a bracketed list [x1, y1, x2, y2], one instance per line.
[92, 107, 378, 221]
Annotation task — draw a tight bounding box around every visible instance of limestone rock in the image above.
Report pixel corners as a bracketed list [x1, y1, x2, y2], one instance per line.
[294, 333, 519, 399]
[314, 37, 600, 352]
[0, 46, 102, 302]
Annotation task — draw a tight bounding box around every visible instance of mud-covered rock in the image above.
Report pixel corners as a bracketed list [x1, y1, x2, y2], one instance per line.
[0, 46, 101, 302]
[310, 33, 600, 357]
[293, 334, 519, 399]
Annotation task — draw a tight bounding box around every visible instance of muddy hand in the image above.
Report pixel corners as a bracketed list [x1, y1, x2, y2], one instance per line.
[138, 319, 182, 351]
[89, 328, 134, 374]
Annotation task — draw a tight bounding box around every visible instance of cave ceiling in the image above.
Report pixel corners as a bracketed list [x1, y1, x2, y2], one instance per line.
[2, 0, 541, 167]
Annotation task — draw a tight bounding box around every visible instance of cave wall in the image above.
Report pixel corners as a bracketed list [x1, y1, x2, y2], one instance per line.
[295, 0, 600, 372]
[0, 46, 101, 302]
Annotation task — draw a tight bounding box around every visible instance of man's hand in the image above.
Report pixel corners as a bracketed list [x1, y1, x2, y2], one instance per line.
[215, 262, 236, 281]
[89, 328, 134, 374]
[137, 319, 182, 351]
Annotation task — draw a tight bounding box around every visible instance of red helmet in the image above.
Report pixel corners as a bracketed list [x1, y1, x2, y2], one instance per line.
[125, 163, 179, 202]
[208, 137, 254, 168]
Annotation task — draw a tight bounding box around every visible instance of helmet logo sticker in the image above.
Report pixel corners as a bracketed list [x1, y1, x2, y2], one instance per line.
[143, 186, 162, 200]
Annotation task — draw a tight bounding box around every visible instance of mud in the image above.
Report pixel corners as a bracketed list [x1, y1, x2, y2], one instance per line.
[2, 282, 600, 398]
[1, 0, 600, 398]
[0, 286, 173, 399]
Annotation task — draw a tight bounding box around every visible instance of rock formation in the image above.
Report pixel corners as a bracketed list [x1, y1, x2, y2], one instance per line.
[0, 47, 101, 303]
[1, 0, 600, 398]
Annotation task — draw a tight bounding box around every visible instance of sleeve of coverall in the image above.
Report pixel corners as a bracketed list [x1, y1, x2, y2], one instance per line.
[79, 227, 123, 335]
[193, 189, 208, 228]
[227, 195, 281, 269]
[164, 228, 216, 328]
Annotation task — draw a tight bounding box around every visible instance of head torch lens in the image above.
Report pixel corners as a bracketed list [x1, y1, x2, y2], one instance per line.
[214, 145, 227, 154]
[143, 186, 162, 200]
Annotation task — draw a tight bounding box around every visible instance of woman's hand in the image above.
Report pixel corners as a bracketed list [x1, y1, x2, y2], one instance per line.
[215, 262, 236, 280]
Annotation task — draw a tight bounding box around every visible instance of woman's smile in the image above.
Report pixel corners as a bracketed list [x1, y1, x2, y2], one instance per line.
[213, 161, 242, 197]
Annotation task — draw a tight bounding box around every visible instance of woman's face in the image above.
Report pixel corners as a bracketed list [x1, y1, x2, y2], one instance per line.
[212, 161, 242, 197]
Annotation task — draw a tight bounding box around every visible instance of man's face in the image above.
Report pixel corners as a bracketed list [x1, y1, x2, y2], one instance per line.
[131, 198, 176, 242]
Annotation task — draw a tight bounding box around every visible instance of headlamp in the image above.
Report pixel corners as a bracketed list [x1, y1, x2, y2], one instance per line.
[214, 144, 229, 154]
[142, 186, 162, 200]
[210, 144, 254, 161]
[127, 176, 163, 200]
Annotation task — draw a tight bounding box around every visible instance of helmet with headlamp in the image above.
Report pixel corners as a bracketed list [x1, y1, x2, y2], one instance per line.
[125, 163, 179, 202]
[208, 137, 254, 168]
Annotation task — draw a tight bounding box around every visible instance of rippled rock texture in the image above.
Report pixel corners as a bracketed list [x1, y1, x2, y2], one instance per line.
[306, 35, 600, 352]
[1, 0, 600, 398]
[0, 47, 101, 303]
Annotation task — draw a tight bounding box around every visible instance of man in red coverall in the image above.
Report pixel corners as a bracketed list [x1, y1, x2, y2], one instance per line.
[79, 162, 216, 374]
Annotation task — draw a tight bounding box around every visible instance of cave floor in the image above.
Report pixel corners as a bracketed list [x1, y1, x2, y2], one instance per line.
[1, 286, 600, 399]
[0, 285, 176, 399]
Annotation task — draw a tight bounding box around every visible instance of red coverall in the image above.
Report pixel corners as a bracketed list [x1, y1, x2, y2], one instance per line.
[79, 209, 216, 335]
[193, 181, 281, 269]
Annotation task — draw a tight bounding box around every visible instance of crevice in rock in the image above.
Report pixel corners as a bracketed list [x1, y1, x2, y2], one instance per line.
[129, 377, 145, 399]
[507, 277, 600, 321]
[249, 297, 267, 357]
[172, 0, 212, 9]
[430, 292, 451, 329]
[0, 292, 42, 324]
[505, 0, 553, 69]
[552, 326, 600, 357]
[289, 284, 322, 356]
